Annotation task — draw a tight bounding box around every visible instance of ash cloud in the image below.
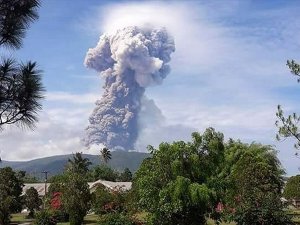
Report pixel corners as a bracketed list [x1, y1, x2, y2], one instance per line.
[84, 26, 175, 150]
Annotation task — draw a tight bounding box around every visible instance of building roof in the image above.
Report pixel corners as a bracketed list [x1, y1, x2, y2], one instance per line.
[89, 180, 132, 192]
[23, 183, 48, 196]
[23, 180, 132, 196]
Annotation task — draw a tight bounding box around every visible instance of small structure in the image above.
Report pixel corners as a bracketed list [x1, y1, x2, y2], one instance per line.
[23, 180, 132, 196]
[89, 180, 131, 192]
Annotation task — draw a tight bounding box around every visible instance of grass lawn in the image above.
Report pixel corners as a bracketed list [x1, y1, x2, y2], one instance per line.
[11, 213, 34, 224]
[11, 213, 98, 225]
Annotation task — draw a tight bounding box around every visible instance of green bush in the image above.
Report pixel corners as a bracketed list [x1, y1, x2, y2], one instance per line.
[34, 210, 57, 225]
[92, 185, 128, 215]
[52, 209, 69, 222]
[98, 213, 134, 225]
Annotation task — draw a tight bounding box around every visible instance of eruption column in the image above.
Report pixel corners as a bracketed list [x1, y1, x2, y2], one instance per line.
[84, 26, 175, 150]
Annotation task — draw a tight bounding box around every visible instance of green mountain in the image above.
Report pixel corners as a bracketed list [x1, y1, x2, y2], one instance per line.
[0, 151, 149, 178]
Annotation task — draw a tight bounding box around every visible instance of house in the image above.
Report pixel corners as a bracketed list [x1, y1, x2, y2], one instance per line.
[23, 180, 132, 196]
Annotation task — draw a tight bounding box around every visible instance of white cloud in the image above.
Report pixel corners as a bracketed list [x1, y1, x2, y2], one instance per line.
[0, 115, 84, 161]
[0, 91, 100, 161]
[46, 91, 99, 104]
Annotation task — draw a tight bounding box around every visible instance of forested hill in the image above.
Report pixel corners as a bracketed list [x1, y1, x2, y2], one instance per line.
[0, 151, 149, 178]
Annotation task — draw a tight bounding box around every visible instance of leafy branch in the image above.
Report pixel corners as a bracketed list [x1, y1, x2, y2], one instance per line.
[276, 105, 300, 150]
[275, 60, 300, 152]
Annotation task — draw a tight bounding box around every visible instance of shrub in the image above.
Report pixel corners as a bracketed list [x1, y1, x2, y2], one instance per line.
[34, 210, 57, 225]
[98, 213, 135, 225]
[51, 209, 69, 222]
[92, 185, 127, 215]
[49, 192, 69, 222]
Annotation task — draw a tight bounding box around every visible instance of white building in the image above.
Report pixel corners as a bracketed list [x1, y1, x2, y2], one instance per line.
[23, 180, 132, 196]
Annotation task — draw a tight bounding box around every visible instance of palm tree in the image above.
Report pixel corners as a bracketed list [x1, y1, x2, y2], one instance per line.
[100, 147, 111, 164]
[67, 152, 91, 174]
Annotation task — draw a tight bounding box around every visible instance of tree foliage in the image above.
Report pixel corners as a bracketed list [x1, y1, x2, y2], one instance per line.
[48, 175, 69, 223]
[0, 59, 44, 129]
[20, 171, 39, 183]
[66, 152, 91, 175]
[98, 213, 134, 225]
[48, 153, 92, 225]
[92, 185, 127, 215]
[92, 185, 113, 215]
[276, 60, 300, 150]
[276, 105, 300, 150]
[133, 128, 225, 225]
[48, 174, 68, 196]
[62, 153, 91, 225]
[223, 141, 291, 225]
[90, 164, 119, 182]
[287, 60, 300, 82]
[284, 175, 300, 200]
[119, 168, 132, 182]
[24, 187, 41, 218]
[0, 0, 40, 49]
[0, 0, 44, 131]
[88, 165, 133, 182]
[101, 147, 112, 164]
[0, 167, 24, 225]
[34, 210, 56, 225]
[133, 131, 291, 225]
[62, 172, 91, 225]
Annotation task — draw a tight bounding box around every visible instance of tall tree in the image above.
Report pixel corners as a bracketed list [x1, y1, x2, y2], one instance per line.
[0, 0, 44, 131]
[283, 175, 300, 201]
[24, 187, 41, 218]
[67, 152, 91, 174]
[133, 128, 225, 225]
[276, 60, 300, 151]
[90, 164, 118, 182]
[223, 142, 292, 225]
[0, 167, 24, 225]
[63, 172, 91, 225]
[63, 154, 91, 225]
[100, 147, 111, 164]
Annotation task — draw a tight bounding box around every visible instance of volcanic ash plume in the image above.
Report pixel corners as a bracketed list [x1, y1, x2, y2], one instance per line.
[84, 26, 175, 150]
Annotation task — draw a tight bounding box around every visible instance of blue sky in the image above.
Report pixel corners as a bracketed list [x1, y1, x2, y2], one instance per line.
[1, 0, 300, 175]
